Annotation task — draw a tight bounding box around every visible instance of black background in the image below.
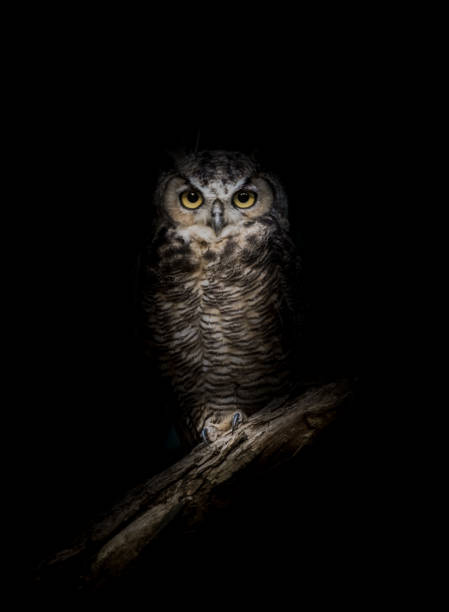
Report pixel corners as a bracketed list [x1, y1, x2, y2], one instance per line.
[23, 73, 386, 596]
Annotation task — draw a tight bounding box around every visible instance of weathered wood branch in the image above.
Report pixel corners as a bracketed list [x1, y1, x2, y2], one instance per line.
[35, 380, 353, 592]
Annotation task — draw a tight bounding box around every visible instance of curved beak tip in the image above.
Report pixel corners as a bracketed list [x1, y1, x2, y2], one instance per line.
[210, 200, 226, 236]
[212, 215, 224, 235]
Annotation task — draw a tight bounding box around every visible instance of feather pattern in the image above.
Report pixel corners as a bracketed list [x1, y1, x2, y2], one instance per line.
[144, 151, 301, 447]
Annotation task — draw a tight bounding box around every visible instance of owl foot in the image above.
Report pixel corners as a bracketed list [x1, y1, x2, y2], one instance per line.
[201, 411, 247, 444]
[201, 427, 212, 444]
[201, 425, 223, 444]
[231, 412, 243, 432]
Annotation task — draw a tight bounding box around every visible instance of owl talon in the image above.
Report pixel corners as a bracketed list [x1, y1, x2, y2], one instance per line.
[231, 412, 243, 432]
[201, 427, 211, 444]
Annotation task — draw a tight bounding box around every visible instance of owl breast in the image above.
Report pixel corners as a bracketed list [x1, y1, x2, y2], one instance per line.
[148, 220, 293, 445]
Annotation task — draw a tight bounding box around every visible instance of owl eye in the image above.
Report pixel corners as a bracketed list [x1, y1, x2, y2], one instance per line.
[232, 190, 257, 209]
[180, 190, 204, 210]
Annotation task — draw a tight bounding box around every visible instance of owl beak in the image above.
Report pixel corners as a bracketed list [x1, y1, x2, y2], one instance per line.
[210, 199, 226, 236]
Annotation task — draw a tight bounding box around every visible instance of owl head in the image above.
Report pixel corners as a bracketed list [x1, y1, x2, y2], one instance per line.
[154, 150, 289, 241]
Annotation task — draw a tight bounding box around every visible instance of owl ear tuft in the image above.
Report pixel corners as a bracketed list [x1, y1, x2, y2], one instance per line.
[165, 146, 188, 167]
[248, 147, 260, 163]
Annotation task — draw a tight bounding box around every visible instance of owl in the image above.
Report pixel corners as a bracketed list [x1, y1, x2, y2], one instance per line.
[144, 150, 301, 449]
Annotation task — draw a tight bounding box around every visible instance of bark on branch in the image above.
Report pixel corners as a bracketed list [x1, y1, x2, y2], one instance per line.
[35, 380, 353, 592]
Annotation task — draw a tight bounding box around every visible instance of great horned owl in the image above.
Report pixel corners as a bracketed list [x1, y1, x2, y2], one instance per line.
[144, 150, 301, 449]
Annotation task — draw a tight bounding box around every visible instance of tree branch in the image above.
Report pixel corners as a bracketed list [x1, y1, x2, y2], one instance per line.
[35, 380, 353, 592]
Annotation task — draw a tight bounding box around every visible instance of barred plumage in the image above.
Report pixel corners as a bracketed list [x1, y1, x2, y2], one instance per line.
[144, 151, 300, 448]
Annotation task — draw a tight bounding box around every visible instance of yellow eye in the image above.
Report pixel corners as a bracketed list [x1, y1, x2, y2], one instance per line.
[233, 190, 257, 209]
[180, 190, 204, 209]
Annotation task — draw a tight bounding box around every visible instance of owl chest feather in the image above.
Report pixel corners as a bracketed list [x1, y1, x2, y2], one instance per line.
[150, 226, 292, 431]
[157, 231, 274, 330]
[158, 233, 281, 344]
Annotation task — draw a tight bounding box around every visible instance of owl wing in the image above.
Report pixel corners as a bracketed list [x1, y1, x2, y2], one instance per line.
[139, 223, 168, 360]
[273, 232, 305, 375]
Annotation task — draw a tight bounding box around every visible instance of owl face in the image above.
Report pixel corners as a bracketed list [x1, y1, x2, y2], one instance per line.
[158, 151, 279, 243]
